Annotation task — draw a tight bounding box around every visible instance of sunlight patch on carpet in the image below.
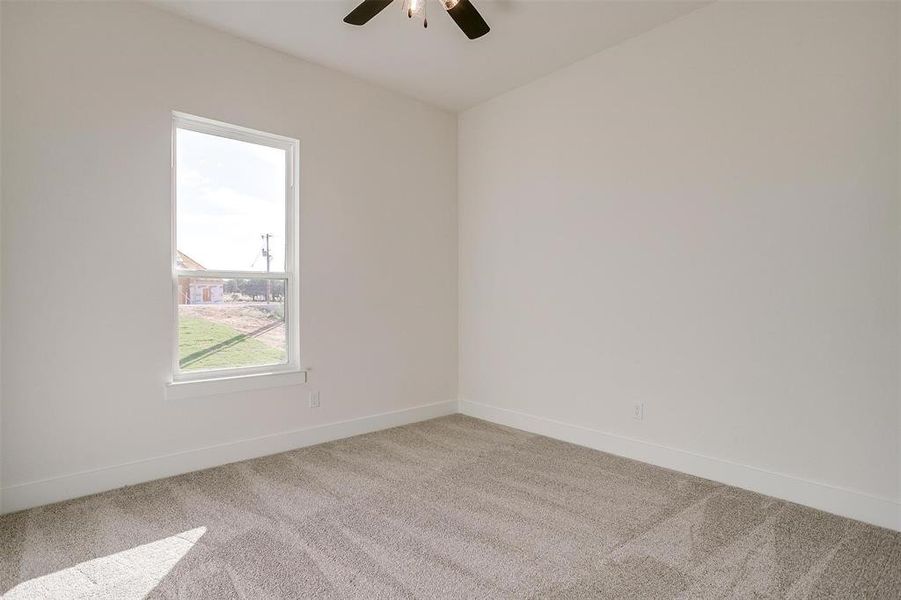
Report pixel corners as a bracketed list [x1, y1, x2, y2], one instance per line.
[4, 527, 206, 599]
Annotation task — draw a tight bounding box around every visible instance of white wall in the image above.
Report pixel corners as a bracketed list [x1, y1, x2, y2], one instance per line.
[897, 1, 901, 532]
[2, 0, 899, 531]
[459, 1, 901, 530]
[0, 0, 4, 514]
[1, 1, 457, 511]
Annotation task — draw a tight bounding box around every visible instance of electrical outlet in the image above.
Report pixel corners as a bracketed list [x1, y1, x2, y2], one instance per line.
[632, 402, 644, 421]
[309, 391, 320, 408]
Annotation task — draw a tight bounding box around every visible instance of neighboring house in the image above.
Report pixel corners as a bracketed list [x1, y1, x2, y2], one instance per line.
[177, 251, 224, 304]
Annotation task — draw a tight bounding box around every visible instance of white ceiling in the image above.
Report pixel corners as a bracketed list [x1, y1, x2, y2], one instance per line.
[156, 0, 706, 112]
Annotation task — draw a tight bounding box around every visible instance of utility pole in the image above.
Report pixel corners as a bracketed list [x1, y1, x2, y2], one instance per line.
[261, 233, 272, 303]
[261, 234, 272, 272]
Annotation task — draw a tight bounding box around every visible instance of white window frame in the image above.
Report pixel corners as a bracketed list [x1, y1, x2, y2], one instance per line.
[170, 112, 301, 384]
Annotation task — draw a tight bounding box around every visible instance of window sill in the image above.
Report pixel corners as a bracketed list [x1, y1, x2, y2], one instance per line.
[166, 369, 308, 401]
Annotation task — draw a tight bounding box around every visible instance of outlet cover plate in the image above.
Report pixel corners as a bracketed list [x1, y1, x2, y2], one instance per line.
[632, 402, 644, 420]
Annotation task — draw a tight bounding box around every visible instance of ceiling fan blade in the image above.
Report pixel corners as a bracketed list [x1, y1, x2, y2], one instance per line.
[344, 0, 394, 26]
[445, 0, 490, 40]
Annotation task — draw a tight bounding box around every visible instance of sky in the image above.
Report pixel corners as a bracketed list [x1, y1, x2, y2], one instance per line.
[176, 128, 287, 272]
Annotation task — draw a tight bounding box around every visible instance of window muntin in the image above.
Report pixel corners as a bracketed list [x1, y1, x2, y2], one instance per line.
[172, 113, 298, 381]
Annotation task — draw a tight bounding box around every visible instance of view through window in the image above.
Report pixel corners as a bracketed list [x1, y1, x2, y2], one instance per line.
[173, 115, 297, 378]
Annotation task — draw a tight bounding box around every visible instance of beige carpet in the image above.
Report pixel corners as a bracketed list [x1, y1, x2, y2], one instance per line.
[1, 415, 900, 599]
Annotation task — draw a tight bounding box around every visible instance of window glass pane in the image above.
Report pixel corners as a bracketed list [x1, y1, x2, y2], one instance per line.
[176, 128, 286, 272]
[178, 277, 287, 372]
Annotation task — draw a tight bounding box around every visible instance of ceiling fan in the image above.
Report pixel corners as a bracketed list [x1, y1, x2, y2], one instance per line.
[343, 0, 490, 40]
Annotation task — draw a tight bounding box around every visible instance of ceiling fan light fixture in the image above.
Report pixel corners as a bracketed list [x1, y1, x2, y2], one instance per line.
[344, 0, 489, 39]
[402, 0, 427, 26]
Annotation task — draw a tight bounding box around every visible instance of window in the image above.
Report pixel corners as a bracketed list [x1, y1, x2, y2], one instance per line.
[172, 113, 299, 382]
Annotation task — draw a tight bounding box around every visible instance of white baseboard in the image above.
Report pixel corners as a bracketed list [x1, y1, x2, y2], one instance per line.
[460, 399, 901, 533]
[6, 398, 898, 533]
[0, 400, 457, 515]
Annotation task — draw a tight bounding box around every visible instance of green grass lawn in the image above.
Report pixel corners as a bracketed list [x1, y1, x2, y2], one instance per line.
[179, 316, 285, 371]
